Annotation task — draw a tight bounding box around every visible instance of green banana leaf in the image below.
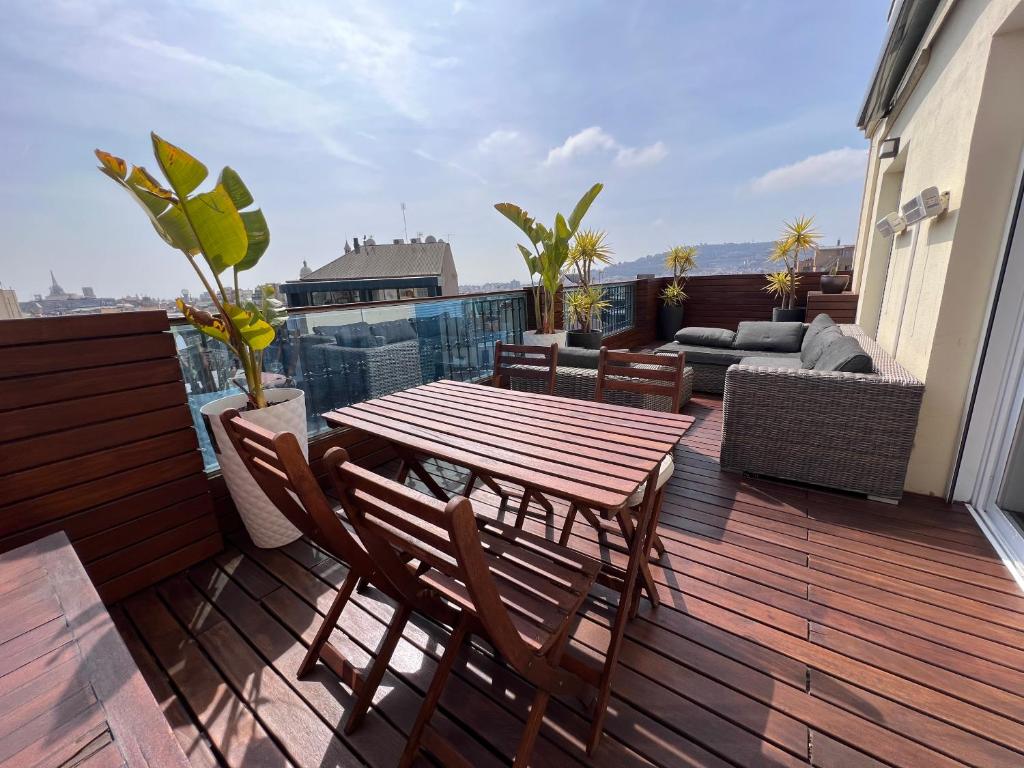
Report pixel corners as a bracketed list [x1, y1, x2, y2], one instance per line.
[223, 302, 275, 350]
[176, 299, 231, 344]
[184, 184, 248, 274]
[152, 133, 208, 196]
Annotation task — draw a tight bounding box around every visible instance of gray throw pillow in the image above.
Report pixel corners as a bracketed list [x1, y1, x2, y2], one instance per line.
[801, 313, 836, 353]
[801, 324, 843, 367]
[814, 335, 873, 373]
[674, 327, 736, 348]
[370, 319, 418, 343]
[557, 347, 601, 369]
[333, 322, 378, 348]
[733, 321, 806, 352]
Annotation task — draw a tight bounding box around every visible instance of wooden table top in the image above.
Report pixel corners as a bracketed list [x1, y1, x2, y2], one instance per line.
[0, 532, 190, 768]
[323, 379, 693, 509]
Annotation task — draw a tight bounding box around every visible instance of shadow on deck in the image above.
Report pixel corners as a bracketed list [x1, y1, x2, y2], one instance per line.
[113, 395, 1024, 767]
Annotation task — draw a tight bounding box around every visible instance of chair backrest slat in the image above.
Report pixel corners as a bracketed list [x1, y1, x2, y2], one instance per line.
[493, 340, 558, 395]
[327, 452, 535, 672]
[220, 409, 373, 574]
[595, 347, 687, 413]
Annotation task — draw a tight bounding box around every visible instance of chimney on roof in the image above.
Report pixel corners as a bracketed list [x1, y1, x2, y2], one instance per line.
[353, 237, 360, 252]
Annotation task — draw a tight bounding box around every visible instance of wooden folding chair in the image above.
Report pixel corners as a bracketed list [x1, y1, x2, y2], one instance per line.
[219, 410, 455, 735]
[559, 349, 686, 566]
[465, 340, 560, 526]
[328, 449, 601, 768]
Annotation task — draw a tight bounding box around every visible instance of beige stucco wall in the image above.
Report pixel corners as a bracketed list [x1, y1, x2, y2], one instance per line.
[853, 0, 1024, 496]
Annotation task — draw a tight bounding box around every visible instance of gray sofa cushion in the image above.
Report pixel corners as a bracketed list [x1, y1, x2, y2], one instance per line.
[801, 324, 843, 367]
[655, 342, 799, 367]
[815, 335, 873, 373]
[557, 347, 600, 369]
[801, 313, 836, 351]
[733, 321, 806, 352]
[737, 356, 804, 370]
[327, 322, 380, 348]
[371, 319, 418, 343]
[674, 327, 736, 348]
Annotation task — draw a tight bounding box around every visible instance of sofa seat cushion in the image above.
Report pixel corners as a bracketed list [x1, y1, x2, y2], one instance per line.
[801, 324, 843, 367]
[737, 356, 804, 370]
[674, 327, 736, 348]
[734, 321, 806, 352]
[815, 335, 873, 373]
[557, 347, 601, 369]
[655, 342, 800, 367]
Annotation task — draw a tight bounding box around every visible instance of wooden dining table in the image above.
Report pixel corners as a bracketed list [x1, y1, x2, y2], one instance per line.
[323, 378, 693, 752]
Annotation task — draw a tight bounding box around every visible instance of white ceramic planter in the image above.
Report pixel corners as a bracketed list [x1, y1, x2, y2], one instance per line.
[523, 330, 567, 347]
[201, 388, 307, 549]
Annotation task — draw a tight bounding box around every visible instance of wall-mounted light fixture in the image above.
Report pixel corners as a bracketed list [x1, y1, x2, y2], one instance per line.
[879, 137, 900, 159]
[875, 211, 907, 238]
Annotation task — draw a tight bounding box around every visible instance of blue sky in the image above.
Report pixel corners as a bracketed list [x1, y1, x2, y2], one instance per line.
[0, 0, 889, 299]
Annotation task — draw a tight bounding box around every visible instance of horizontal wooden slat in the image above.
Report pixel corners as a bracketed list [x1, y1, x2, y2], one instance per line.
[0, 311, 169, 347]
[0, 358, 182, 412]
[0, 334, 175, 379]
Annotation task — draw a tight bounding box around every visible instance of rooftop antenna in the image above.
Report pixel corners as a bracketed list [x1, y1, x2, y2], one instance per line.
[400, 202, 408, 241]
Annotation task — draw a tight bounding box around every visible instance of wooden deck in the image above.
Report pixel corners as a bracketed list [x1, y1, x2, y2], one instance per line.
[112, 395, 1024, 767]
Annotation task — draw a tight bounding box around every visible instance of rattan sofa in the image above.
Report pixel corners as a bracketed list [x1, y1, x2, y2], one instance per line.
[720, 324, 924, 501]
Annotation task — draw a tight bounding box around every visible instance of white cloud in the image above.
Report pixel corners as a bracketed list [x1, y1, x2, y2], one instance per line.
[615, 141, 668, 168]
[477, 129, 521, 154]
[750, 147, 867, 193]
[544, 126, 667, 169]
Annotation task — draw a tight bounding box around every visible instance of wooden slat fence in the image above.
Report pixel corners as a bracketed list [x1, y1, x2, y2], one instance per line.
[0, 311, 222, 602]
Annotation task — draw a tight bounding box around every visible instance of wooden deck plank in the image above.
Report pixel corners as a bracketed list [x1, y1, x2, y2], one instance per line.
[110, 394, 1024, 768]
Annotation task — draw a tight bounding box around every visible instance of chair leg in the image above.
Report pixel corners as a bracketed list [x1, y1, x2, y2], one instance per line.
[398, 615, 471, 768]
[513, 688, 551, 768]
[344, 601, 413, 735]
[513, 489, 533, 529]
[558, 502, 578, 546]
[298, 569, 358, 679]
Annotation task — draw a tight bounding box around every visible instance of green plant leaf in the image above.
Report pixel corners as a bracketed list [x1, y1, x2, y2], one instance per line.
[494, 203, 541, 244]
[152, 133, 208, 196]
[177, 299, 230, 344]
[219, 167, 255, 209]
[567, 182, 603, 232]
[223, 302, 276, 350]
[234, 209, 270, 272]
[184, 184, 248, 274]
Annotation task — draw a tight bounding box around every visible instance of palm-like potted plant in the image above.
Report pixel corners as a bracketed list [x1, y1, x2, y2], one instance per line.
[95, 134, 304, 549]
[765, 216, 820, 321]
[658, 245, 697, 340]
[565, 229, 613, 348]
[496, 183, 603, 346]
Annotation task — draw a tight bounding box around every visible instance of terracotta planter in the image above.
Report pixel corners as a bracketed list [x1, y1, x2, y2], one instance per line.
[201, 388, 306, 548]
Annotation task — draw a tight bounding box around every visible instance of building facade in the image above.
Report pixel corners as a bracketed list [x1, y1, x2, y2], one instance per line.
[853, 0, 1024, 580]
[281, 237, 459, 308]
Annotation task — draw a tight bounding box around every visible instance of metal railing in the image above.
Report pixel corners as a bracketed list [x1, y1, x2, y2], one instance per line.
[563, 281, 636, 337]
[173, 291, 528, 470]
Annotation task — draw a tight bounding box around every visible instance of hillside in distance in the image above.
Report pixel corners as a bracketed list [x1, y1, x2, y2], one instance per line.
[597, 241, 775, 281]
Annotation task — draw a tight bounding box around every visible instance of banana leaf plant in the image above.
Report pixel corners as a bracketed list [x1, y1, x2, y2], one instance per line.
[95, 133, 285, 409]
[495, 183, 603, 335]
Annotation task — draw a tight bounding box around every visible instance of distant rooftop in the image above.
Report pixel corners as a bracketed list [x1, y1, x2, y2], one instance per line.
[303, 237, 452, 281]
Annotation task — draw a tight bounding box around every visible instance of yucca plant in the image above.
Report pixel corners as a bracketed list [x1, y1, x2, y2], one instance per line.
[566, 229, 613, 332]
[660, 245, 697, 306]
[762, 270, 800, 301]
[495, 184, 604, 335]
[95, 134, 284, 409]
[766, 216, 821, 309]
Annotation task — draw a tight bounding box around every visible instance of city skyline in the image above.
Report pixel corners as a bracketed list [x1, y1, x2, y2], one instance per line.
[1, 1, 888, 298]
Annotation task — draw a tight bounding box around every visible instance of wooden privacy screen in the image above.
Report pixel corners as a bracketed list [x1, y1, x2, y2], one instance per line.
[0, 311, 221, 602]
[676, 272, 855, 331]
[806, 291, 859, 324]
